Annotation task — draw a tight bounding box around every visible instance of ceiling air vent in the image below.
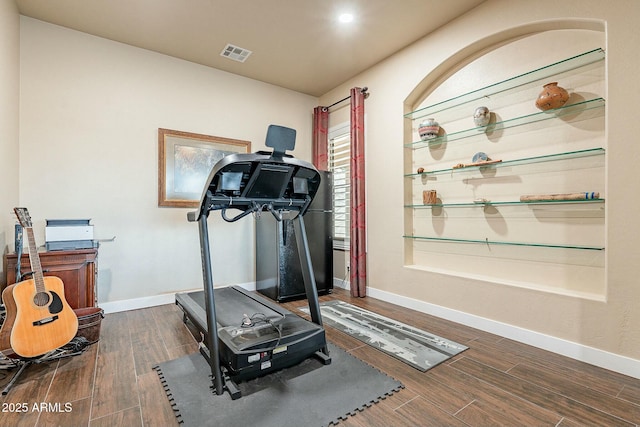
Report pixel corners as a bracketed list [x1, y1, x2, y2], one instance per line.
[220, 44, 252, 63]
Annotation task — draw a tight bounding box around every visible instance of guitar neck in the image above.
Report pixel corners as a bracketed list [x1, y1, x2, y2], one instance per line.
[23, 227, 46, 293]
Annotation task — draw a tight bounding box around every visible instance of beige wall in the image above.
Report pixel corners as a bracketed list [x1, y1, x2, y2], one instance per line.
[0, 0, 20, 285]
[319, 0, 640, 366]
[18, 17, 317, 303]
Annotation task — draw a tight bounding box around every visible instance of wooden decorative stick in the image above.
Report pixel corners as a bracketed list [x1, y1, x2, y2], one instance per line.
[453, 159, 502, 169]
[519, 192, 600, 202]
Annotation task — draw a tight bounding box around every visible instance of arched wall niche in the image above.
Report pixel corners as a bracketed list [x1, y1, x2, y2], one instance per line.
[402, 18, 607, 299]
[404, 19, 605, 112]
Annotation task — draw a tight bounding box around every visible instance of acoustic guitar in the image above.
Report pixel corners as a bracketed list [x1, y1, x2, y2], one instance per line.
[0, 208, 78, 358]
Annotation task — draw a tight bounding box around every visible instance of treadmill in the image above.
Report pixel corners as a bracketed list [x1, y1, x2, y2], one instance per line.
[175, 125, 331, 400]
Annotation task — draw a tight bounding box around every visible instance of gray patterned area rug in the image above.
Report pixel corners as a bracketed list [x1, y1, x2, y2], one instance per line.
[303, 300, 468, 371]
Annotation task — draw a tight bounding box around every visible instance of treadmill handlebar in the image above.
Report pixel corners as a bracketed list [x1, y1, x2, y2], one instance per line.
[221, 206, 256, 223]
[267, 204, 283, 222]
[219, 201, 295, 223]
[188, 195, 312, 223]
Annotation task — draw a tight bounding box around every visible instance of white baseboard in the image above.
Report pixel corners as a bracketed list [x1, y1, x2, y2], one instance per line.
[333, 277, 349, 290]
[367, 286, 640, 380]
[99, 282, 256, 314]
[99, 293, 177, 314]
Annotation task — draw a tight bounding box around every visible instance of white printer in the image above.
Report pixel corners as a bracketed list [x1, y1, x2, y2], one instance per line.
[45, 219, 95, 250]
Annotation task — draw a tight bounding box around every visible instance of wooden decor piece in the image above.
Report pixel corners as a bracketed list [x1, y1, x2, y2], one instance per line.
[453, 159, 502, 169]
[423, 190, 437, 205]
[520, 192, 600, 202]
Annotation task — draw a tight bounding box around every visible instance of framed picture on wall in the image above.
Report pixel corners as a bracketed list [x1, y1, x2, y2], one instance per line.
[158, 128, 251, 208]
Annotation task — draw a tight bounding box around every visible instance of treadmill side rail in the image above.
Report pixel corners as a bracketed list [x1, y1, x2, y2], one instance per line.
[197, 213, 226, 396]
[293, 214, 329, 357]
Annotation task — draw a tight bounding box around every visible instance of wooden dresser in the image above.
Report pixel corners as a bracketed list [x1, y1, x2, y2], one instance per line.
[3, 248, 97, 309]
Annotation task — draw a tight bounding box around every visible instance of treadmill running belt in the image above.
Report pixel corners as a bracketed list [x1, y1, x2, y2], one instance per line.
[185, 287, 284, 327]
[176, 286, 327, 381]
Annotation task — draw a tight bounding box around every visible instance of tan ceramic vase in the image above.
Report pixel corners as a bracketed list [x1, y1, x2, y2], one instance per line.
[535, 82, 569, 111]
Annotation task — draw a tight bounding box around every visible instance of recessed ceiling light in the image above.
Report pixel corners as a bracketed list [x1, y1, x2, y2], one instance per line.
[338, 13, 354, 23]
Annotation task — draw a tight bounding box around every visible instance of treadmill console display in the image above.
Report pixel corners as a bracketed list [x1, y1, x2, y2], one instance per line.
[190, 151, 322, 223]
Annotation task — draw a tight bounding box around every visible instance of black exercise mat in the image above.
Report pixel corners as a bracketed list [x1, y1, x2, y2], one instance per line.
[302, 300, 468, 371]
[154, 343, 403, 427]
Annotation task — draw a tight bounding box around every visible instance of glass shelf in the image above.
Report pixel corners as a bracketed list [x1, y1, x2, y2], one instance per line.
[404, 147, 605, 178]
[403, 235, 604, 251]
[405, 98, 605, 149]
[405, 199, 605, 209]
[405, 48, 605, 121]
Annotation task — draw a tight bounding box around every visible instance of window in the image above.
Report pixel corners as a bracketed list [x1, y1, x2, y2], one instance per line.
[329, 124, 350, 250]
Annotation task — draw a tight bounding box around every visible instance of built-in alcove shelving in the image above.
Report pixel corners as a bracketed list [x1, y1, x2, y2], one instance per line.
[403, 47, 606, 299]
[405, 48, 605, 121]
[405, 98, 604, 149]
[405, 235, 603, 253]
[405, 198, 605, 209]
[405, 147, 604, 178]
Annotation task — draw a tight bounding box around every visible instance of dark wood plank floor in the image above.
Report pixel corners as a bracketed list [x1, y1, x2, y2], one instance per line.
[1, 287, 639, 426]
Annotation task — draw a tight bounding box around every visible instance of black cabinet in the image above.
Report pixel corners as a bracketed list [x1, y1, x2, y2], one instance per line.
[256, 171, 333, 302]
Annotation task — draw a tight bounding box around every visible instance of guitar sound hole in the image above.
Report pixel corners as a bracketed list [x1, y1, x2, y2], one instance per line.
[33, 291, 51, 307]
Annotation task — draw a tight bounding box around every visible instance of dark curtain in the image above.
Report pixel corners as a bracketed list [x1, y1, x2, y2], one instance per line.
[349, 87, 367, 297]
[312, 106, 329, 170]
